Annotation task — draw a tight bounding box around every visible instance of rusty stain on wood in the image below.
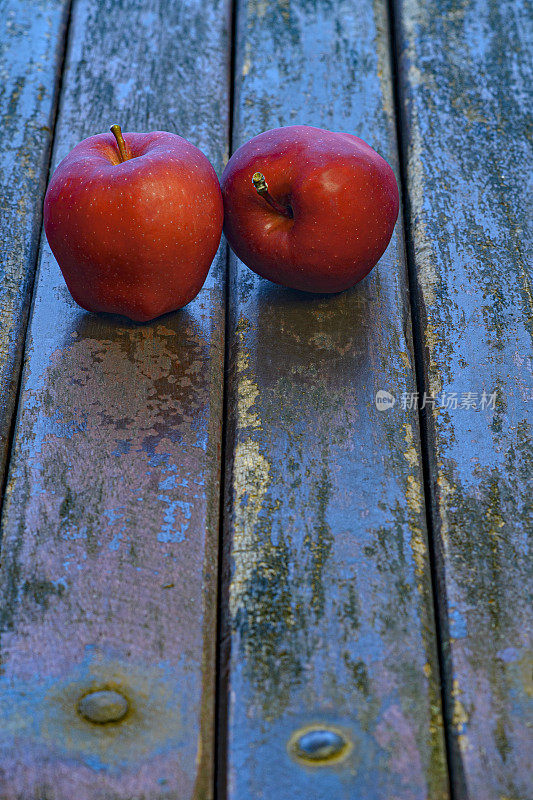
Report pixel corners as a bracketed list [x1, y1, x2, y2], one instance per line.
[0, 0, 230, 797]
[395, 0, 533, 796]
[221, 0, 449, 797]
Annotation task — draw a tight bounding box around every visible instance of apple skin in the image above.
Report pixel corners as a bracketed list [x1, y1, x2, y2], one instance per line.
[44, 131, 223, 322]
[221, 125, 399, 293]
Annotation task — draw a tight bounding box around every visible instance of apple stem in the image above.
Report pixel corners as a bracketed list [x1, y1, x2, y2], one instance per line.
[252, 172, 293, 218]
[110, 124, 129, 162]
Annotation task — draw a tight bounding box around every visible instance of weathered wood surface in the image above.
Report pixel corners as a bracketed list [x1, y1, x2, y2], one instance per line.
[0, 0, 229, 797]
[221, 0, 449, 797]
[394, 0, 533, 797]
[0, 0, 70, 495]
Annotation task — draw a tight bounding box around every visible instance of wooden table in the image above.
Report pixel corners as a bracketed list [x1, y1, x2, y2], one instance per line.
[0, 0, 531, 797]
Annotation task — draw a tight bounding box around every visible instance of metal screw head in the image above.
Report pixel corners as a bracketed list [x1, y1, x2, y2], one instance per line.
[288, 725, 351, 765]
[77, 689, 129, 724]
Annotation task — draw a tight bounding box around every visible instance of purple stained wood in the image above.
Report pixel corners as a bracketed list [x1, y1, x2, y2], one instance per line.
[0, 0, 70, 496]
[0, 0, 230, 796]
[220, 0, 449, 797]
[394, 0, 533, 797]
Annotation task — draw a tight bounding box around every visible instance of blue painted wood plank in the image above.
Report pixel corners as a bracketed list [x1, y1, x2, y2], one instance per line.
[221, 0, 449, 797]
[0, 0, 230, 796]
[0, 0, 70, 495]
[394, 0, 533, 797]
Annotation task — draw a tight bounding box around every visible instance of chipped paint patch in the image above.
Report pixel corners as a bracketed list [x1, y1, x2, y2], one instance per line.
[403, 422, 420, 470]
[229, 439, 271, 618]
[237, 377, 260, 429]
[406, 474, 423, 516]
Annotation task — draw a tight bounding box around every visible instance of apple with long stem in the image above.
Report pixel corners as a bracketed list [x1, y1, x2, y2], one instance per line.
[44, 124, 223, 322]
[221, 125, 399, 293]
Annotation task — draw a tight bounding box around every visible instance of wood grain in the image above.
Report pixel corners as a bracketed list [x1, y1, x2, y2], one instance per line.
[394, 0, 533, 797]
[221, 1, 449, 797]
[0, 0, 70, 496]
[0, 0, 230, 796]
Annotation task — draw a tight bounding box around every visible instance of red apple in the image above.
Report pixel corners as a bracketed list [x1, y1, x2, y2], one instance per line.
[221, 125, 399, 293]
[44, 125, 223, 322]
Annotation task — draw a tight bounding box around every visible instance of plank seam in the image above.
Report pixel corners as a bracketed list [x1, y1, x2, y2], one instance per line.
[387, 1, 468, 798]
[214, 1, 238, 797]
